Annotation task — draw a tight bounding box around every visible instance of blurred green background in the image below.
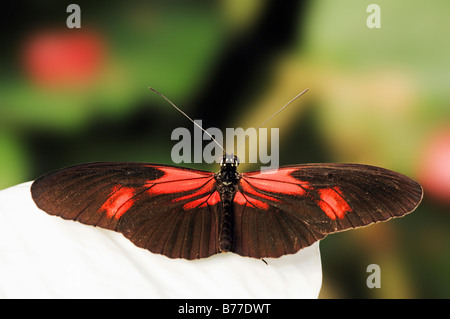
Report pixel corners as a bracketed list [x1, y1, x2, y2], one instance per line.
[1, 0, 449, 298]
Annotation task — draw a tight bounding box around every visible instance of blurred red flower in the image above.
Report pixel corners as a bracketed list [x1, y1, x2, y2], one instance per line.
[418, 126, 450, 205]
[22, 30, 104, 87]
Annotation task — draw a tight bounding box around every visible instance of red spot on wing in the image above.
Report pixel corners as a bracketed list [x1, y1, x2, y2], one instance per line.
[243, 168, 309, 196]
[317, 186, 352, 220]
[100, 185, 136, 219]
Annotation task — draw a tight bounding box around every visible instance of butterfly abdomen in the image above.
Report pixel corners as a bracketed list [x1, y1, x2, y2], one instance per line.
[218, 200, 233, 253]
[216, 163, 240, 254]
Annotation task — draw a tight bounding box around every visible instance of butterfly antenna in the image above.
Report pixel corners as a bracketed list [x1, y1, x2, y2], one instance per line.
[233, 88, 309, 155]
[149, 87, 226, 155]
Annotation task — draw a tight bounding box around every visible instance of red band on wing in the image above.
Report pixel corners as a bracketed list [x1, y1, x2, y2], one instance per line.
[239, 179, 281, 203]
[145, 167, 213, 195]
[243, 168, 309, 196]
[317, 186, 352, 220]
[100, 185, 136, 219]
[182, 191, 220, 210]
[172, 179, 215, 203]
[144, 167, 214, 195]
[234, 191, 246, 205]
[183, 194, 210, 210]
[207, 191, 220, 206]
[234, 191, 269, 209]
[144, 167, 218, 210]
[150, 166, 212, 182]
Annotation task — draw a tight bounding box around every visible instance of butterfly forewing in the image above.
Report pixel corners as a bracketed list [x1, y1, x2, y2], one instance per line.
[31, 162, 221, 259]
[233, 163, 423, 258]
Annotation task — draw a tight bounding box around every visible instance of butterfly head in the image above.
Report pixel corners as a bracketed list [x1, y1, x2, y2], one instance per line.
[220, 154, 240, 168]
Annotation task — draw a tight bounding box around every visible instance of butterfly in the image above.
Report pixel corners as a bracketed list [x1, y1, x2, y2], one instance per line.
[31, 89, 423, 260]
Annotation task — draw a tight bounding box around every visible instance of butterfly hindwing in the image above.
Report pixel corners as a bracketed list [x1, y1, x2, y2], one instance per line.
[31, 162, 221, 259]
[233, 163, 423, 258]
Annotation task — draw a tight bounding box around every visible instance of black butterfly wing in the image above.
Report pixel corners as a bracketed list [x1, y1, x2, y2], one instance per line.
[233, 163, 423, 258]
[32, 162, 424, 260]
[31, 162, 221, 259]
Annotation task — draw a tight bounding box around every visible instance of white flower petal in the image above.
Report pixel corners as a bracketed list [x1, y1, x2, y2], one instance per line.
[0, 181, 322, 298]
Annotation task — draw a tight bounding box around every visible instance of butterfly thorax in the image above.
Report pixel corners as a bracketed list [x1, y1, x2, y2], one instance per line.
[216, 154, 240, 190]
[215, 154, 241, 253]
